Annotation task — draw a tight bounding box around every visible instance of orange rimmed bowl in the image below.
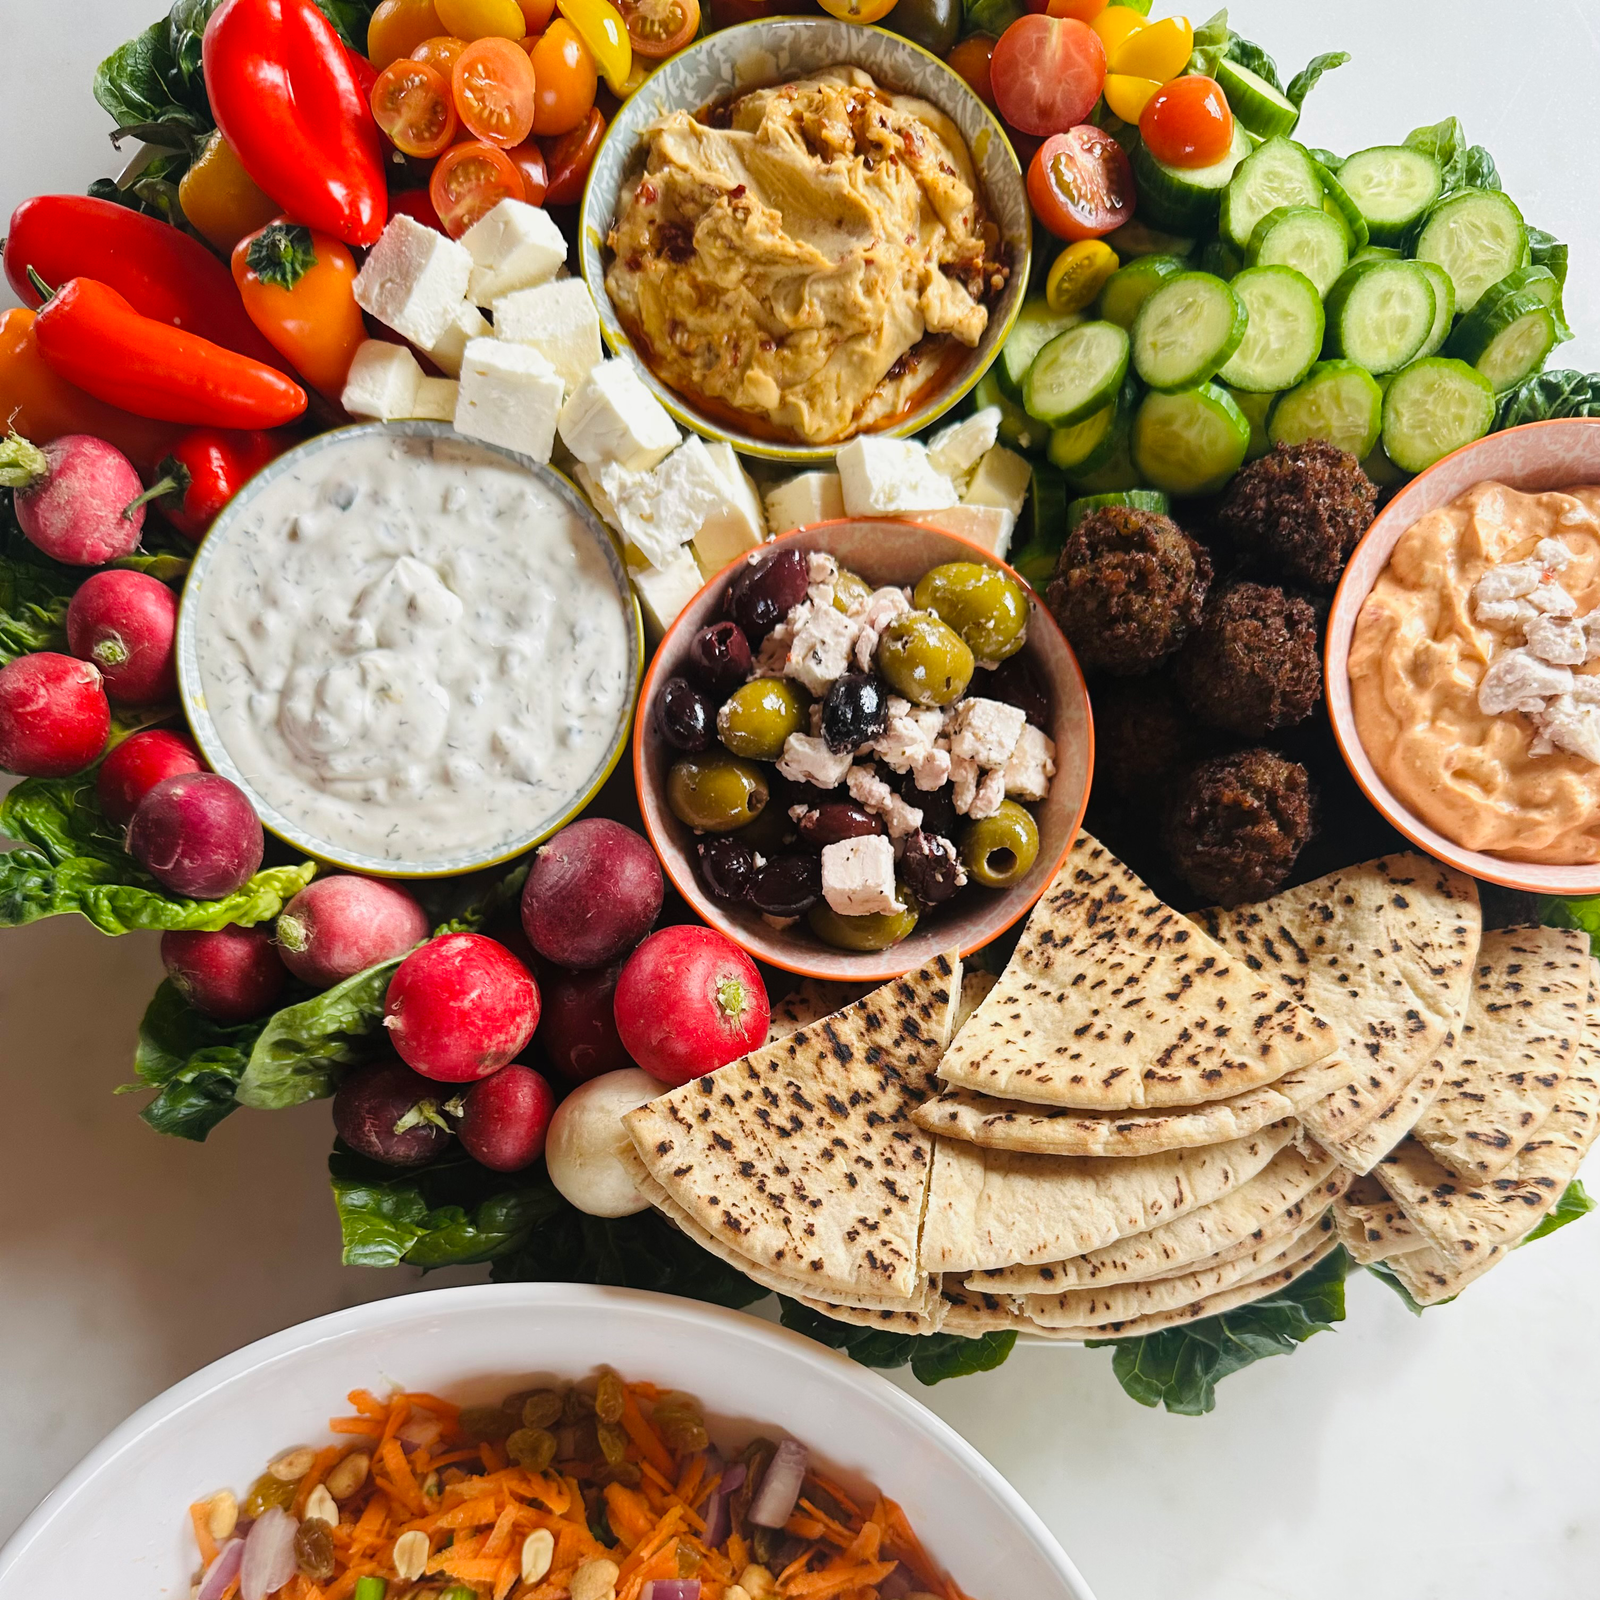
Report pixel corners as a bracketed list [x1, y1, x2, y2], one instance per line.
[1327, 417, 1600, 895]
[634, 521, 1094, 980]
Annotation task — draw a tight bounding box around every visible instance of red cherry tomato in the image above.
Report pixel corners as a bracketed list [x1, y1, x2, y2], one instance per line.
[371, 59, 460, 157]
[991, 16, 1106, 139]
[506, 139, 550, 204]
[1139, 74, 1235, 169]
[1026, 124, 1134, 241]
[389, 186, 448, 231]
[541, 106, 605, 204]
[430, 139, 526, 234]
[946, 34, 997, 112]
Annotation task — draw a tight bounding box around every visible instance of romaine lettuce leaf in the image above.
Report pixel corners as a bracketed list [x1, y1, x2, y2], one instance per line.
[129, 978, 257, 1139]
[1186, 8, 1231, 76]
[1498, 371, 1600, 430]
[1521, 1178, 1595, 1244]
[1286, 51, 1349, 109]
[778, 1300, 1017, 1386]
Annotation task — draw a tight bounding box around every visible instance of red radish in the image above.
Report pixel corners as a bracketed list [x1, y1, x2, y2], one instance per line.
[96, 727, 204, 825]
[275, 874, 431, 988]
[0, 652, 110, 775]
[0, 432, 147, 565]
[383, 932, 541, 1082]
[457, 1062, 556, 1171]
[614, 925, 769, 1088]
[126, 771, 264, 898]
[521, 818, 664, 969]
[539, 961, 631, 1083]
[65, 569, 179, 705]
[333, 1056, 455, 1167]
[161, 925, 286, 1021]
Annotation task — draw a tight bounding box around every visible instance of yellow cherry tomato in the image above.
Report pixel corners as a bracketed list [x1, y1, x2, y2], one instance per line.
[1046, 239, 1119, 315]
[1089, 4, 1144, 56]
[434, 0, 528, 41]
[1103, 72, 1162, 123]
[1110, 15, 1195, 83]
[556, 0, 632, 91]
[368, 0, 445, 70]
[817, 0, 899, 20]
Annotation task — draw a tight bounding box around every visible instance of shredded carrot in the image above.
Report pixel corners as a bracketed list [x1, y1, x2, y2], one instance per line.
[329, 1417, 385, 1437]
[808, 1476, 866, 1523]
[189, 1502, 219, 1568]
[605, 1483, 659, 1550]
[779, 1546, 819, 1588]
[784, 1560, 897, 1598]
[619, 1541, 678, 1600]
[402, 1391, 462, 1420]
[293, 1447, 343, 1518]
[379, 1396, 411, 1446]
[346, 1390, 387, 1418]
[677, 1453, 706, 1508]
[619, 1385, 674, 1478]
[493, 1552, 521, 1600]
[380, 1436, 427, 1515]
[727, 1532, 749, 1572]
[483, 1503, 520, 1559]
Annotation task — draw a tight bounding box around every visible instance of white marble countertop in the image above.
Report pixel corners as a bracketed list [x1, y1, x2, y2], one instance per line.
[4, 4, 1600, 1596]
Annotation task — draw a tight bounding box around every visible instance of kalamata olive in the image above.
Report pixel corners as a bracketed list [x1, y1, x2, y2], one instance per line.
[697, 837, 757, 901]
[748, 853, 822, 918]
[686, 621, 753, 695]
[901, 770, 957, 838]
[724, 549, 809, 643]
[900, 830, 965, 905]
[972, 657, 1052, 728]
[656, 676, 712, 752]
[796, 801, 884, 848]
[821, 673, 891, 754]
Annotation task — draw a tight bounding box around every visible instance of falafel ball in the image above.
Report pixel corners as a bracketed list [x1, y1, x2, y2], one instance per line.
[1218, 440, 1378, 589]
[1046, 506, 1212, 675]
[1094, 677, 1206, 802]
[1176, 581, 1321, 737]
[1165, 749, 1314, 907]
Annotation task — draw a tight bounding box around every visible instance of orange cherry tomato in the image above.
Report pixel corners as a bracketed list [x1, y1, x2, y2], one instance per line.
[430, 139, 526, 234]
[453, 35, 539, 146]
[617, 0, 699, 58]
[541, 106, 605, 204]
[946, 33, 997, 112]
[506, 140, 550, 204]
[368, 0, 445, 70]
[1139, 74, 1234, 168]
[371, 59, 460, 157]
[516, 0, 558, 28]
[528, 20, 599, 136]
[412, 33, 469, 73]
[1045, 0, 1107, 17]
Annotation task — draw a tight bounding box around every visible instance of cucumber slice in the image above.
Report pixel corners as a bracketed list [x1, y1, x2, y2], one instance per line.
[1000, 298, 1084, 397]
[1446, 290, 1562, 392]
[1104, 218, 1196, 260]
[1047, 376, 1137, 473]
[1471, 264, 1571, 338]
[1225, 385, 1278, 461]
[1381, 357, 1496, 473]
[1314, 161, 1370, 250]
[1066, 430, 1142, 493]
[1268, 359, 1384, 459]
[1359, 441, 1410, 488]
[973, 371, 1047, 455]
[1133, 124, 1253, 234]
[1214, 59, 1300, 140]
[1024, 320, 1131, 427]
[1098, 254, 1185, 330]
[1349, 245, 1402, 268]
[1010, 465, 1071, 589]
[1131, 273, 1247, 391]
[1216, 266, 1325, 392]
[1066, 489, 1171, 530]
[1414, 260, 1456, 358]
[1332, 146, 1442, 247]
[1246, 204, 1348, 295]
[1413, 188, 1528, 315]
[1323, 259, 1437, 374]
[1219, 137, 1325, 254]
[1131, 385, 1250, 496]
[1199, 239, 1243, 280]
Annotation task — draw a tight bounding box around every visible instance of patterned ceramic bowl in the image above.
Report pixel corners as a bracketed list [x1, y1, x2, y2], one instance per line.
[578, 17, 1031, 463]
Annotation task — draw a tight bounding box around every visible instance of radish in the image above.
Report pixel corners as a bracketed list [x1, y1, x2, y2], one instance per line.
[333, 1057, 456, 1167]
[126, 771, 264, 899]
[275, 874, 431, 988]
[544, 1068, 660, 1216]
[521, 818, 664, 970]
[161, 926, 286, 1022]
[539, 961, 632, 1083]
[0, 432, 147, 565]
[0, 652, 110, 776]
[614, 925, 769, 1088]
[457, 1062, 556, 1171]
[96, 727, 205, 826]
[65, 569, 179, 705]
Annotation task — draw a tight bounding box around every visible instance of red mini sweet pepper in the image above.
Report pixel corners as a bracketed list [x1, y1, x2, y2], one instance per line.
[203, 0, 389, 248]
[144, 427, 288, 541]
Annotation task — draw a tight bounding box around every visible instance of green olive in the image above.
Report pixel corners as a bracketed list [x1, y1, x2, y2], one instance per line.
[716, 677, 809, 761]
[832, 567, 873, 614]
[667, 755, 769, 832]
[875, 612, 976, 707]
[808, 887, 919, 952]
[959, 800, 1040, 889]
[913, 562, 1029, 662]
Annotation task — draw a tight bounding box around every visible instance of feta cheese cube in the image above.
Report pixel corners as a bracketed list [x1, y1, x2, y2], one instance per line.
[947, 697, 1027, 768]
[786, 604, 861, 695]
[602, 436, 735, 568]
[962, 445, 1032, 520]
[409, 376, 460, 422]
[341, 340, 423, 420]
[573, 461, 621, 526]
[558, 359, 680, 471]
[844, 765, 922, 838]
[765, 472, 846, 533]
[821, 835, 904, 917]
[453, 338, 565, 462]
[461, 200, 567, 305]
[631, 545, 706, 637]
[492, 278, 603, 396]
[1003, 724, 1057, 801]
[426, 300, 490, 378]
[900, 503, 1017, 560]
[927, 407, 1001, 487]
[694, 442, 768, 573]
[836, 438, 958, 516]
[777, 733, 853, 789]
[353, 215, 473, 349]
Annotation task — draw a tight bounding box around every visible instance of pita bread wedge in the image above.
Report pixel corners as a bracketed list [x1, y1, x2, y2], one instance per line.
[625, 952, 960, 1305]
[967, 1141, 1343, 1291]
[767, 979, 870, 1042]
[1411, 926, 1591, 1180]
[1332, 1174, 1423, 1264]
[1381, 1239, 1503, 1306]
[1313, 1038, 1453, 1173]
[795, 1296, 950, 1334]
[918, 1117, 1299, 1272]
[938, 1282, 1085, 1340]
[954, 969, 998, 1034]
[912, 1080, 1297, 1157]
[935, 834, 1336, 1110]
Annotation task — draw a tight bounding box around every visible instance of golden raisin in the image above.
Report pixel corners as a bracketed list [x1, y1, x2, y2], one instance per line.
[521, 1390, 564, 1430]
[294, 1520, 336, 1582]
[563, 1386, 596, 1424]
[652, 1395, 708, 1454]
[596, 1421, 628, 1467]
[242, 1472, 298, 1518]
[506, 1427, 558, 1472]
[594, 1371, 625, 1425]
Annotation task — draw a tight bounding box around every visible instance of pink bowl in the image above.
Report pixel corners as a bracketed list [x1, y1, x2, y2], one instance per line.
[1327, 418, 1600, 895]
[634, 520, 1095, 980]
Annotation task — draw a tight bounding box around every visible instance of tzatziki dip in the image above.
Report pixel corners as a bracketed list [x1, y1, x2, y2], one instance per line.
[187, 429, 635, 868]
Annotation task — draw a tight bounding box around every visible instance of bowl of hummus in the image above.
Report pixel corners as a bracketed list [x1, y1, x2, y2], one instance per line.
[579, 18, 1030, 462]
[1328, 417, 1600, 893]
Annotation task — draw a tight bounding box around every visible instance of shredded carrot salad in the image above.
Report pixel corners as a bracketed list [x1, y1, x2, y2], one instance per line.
[188, 1375, 977, 1600]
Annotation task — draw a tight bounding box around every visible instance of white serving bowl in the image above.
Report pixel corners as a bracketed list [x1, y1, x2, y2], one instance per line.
[0, 1284, 1095, 1600]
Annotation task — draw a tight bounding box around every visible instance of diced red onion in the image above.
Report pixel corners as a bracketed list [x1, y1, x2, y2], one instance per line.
[700, 1460, 745, 1550]
[641, 1582, 701, 1600]
[240, 1507, 299, 1600]
[749, 1438, 807, 1528]
[397, 1411, 444, 1450]
[198, 1539, 244, 1600]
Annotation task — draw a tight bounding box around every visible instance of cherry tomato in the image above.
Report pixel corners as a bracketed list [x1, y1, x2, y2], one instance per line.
[1108, 14, 1193, 82]
[1046, 0, 1106, 17]
[435, 0, 529, 39]
[556, 0, 632, 92]
[541, 106, 605, 204]
[991, 16, 1106, 138]
[618, 0, 700, 58]
[506, 140, 550, 204]
[390, 187, 448, 232]
[371, 59, 460, 156]
[1140, 75, 1234, 169]
[528, 20, 599, 135]
[368, 0, 445, 70]
[1026, 124, 1133, 240]
[453, 35, 538, 146]
[817, 0, 897, 19]
[412, 33, 469, 72]
[946, 34, 997, 111]
[430, 139, 526, 233]
[516, 0, 558, 26]
[1089, 4, 1142, 54]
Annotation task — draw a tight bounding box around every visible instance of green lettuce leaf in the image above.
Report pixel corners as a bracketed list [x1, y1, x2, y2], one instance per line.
[1498, 371, 1600, 431]
[1364, 1258, 1432, 1315]
[1286, 51, 1349, 109]
[1521, 1178, 1595, 1244]
[1224, 36, 1281, 91]
[1528, 226, 1570, 290]
[0, 498, 76, 665]
[312, 0, 384, 49]
[1406, 117, 1467, 191]
[778, 1300, 1016, 1386]
[128, 978, 256, 1139]
[92, 9, 213, 148]
[1461, 145, 1502, 191]
[1186, 8, 1231, 77]
[1540, 891, 1600, 951]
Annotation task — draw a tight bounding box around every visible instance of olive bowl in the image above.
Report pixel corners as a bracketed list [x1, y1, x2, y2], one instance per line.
[633, 521, 1095, 982]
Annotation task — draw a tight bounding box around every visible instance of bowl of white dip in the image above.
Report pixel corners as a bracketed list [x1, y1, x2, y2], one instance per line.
[177, 422, 643, 876]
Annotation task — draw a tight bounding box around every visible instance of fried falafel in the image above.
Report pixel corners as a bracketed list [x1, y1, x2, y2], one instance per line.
[1176, 580, 1321, 737]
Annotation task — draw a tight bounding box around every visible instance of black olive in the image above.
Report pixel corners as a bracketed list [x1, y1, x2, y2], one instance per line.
[685, 620, 753, 696]
[656, 676, 712, 752]
[697, 837, 756, 902]
[821, 673, 891, 753]
[899, 830, 964, 905]
[796, 801, 884, 849]
[901, 769, 957, 838]
[747, 854, 822, 918]
[971, 656, 1052, 728]
[724, 549, 809, 643]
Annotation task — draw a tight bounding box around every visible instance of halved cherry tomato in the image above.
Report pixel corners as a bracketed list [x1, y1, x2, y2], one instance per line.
[991, 16, 1106, 138]
[528, 20, 599, 134]
[372, 59, 460, 157]
[430, 139, 526, 233]
[1026, 124, 1134, 240]
[556, 0, 632, 92]
[946, 34, 997, 112]
[506, 140, 550, 205]
[618, 0, 699, 58]
[517, 0, 558, 26]
[817, 0, 897, 20]
[1140, 75, 1234, 168]
[413, 33, 469, 73]
[1045, 0, 1106, 18]
[369, 0, 446, 70]
[435, 0, 529, 39]
[390, 187, 448, 232]
[541, 106, 605, 204]
[453, 35, 538, 146]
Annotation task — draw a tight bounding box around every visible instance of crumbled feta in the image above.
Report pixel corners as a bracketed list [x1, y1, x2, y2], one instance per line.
[1528, 581, 1578, 617]
[493, 278, 603, 396]
[947, 697, 1027, 768]
[409, 376, 459, 422]
[558, 359, 680, 471]
[461, 200, 566, 304]
[453, 339, 565, 461]
[786, 605, 861, 695]
[1537, 537, 1575, 570]
[601, 436, 739, 568]
[777, 733, 853, 789]
[961, 445, 1032, 520]
[1003, 724, 1057, 801]
[845, 765, 922, 838]
[1536, 693, 1600, 763]
[573, 461, 619, 526]
[807, 552, 839, 587]
[902, 503, 1017, 560]
[1472, 560, 1544, 609]
[1477, 648, 1575, 716]
[753, 605, 807, 676]
[836, 438, 958, 516]
[353, 215, 473, 348]
[950, 753, 978, 815]
[426, 300, 490, 378]
[341, 340, 423, 420]
[968, 766, 1007, 820]
[694, 442, 768, 573]
[851, 586, 912, 671]
[631, 545, 705, 636]
[766, 472, 846, 533]
[872, 698, 945, 774]
[927, 407, 1001, 488]
[1527, 614, 1588, 665]
[1475, 598, 1540, 630]
[820, 835, 903, 917]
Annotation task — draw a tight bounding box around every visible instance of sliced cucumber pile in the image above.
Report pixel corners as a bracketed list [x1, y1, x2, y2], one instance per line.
[1132, 273, 1247, 391]
[1215, 58, 1300, 140]
[1226, 385, 1279, 461]
[1217, 267, 1325, 392]
[1132, 386, 1250, 496]
[1413, 188, 1527, 314]
[1414, 260, 1457, 358]
[1098, 254, 1185, 330]
[1133, 124, 1253, 234]
[1000, 298, 1084, 397]
[1315, 162, 1370, 251]
[1382, 357, 1496, 472]
[1334, 146, 1443, 246]
[1047, 376, 1139, 473]
[1445, 270, 1569, 391]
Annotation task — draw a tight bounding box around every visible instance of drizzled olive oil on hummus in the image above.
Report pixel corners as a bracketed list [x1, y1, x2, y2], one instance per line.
[605, 66, 1008, 445]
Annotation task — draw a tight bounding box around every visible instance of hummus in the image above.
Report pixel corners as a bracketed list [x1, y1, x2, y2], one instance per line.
[604, 66, 1007, 445]
[1350, 481, 1600, 864]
